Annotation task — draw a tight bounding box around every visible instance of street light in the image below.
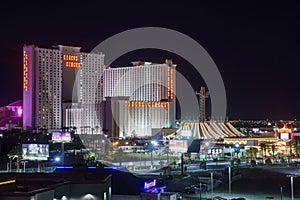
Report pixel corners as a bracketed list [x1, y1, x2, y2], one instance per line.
[55, 156, 61, 162]
[199, 182, 202, 200]
[210, 172, 214, 199]
[228, 165, 231, 198]
[151, 140, 158, 146]
[287, 175, 297, 200]
[280, 185, 285, 200]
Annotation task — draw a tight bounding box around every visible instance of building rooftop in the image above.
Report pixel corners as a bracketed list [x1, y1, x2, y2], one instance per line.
[7, 100, 23, 107]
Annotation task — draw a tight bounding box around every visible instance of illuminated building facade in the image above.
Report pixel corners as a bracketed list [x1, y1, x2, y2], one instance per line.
[23, 45, 104, 133]
[23, 44, 175, 137]
[103, 60, 176, 137]
[0, 100, 23, 129]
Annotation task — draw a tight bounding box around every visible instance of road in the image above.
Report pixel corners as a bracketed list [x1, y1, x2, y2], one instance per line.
[162, 166, 300, 200]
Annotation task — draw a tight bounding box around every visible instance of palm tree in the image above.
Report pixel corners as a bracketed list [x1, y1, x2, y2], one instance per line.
[271, 144, 276, 163]
[250, 147, 258, 161]
[246, 147, 258, 165]
[7, 145, 22, 172]
[259, 143, 267, 164]
[84, 151, 95, 166]
[292, 137, 300, 161]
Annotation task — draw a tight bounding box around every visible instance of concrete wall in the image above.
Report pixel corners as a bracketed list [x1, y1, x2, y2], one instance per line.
[35, 190, 54, 200]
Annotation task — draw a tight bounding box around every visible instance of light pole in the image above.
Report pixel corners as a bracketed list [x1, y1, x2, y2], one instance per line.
[210, 172, 214, 199]
[9, 157, 12, 172]
[234, 144, 240, 159]
[228, 165, 231, 198]
[199, 182, 202, 200]
[280, 185, 284, 200]
[139, 152, 142, 167]
[229, 146, 233, 161]
[287, 175, 297, 200]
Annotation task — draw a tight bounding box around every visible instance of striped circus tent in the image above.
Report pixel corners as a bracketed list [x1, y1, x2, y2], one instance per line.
[175, 120, 245, 140]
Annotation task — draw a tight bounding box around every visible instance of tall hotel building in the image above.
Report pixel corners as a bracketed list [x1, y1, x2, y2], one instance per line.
[103, 60, 176, 137]
[23, 45, 104, 132]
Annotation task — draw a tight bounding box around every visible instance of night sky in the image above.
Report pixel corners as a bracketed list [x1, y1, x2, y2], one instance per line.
[0, 1, 299, 120]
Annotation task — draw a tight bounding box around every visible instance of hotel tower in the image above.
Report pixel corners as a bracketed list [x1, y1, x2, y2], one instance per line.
[103, 60, 176, 137]
[23, 45, 104, 133]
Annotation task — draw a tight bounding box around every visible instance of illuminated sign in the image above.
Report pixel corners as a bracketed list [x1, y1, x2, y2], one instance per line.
[125, 101, 167, 108]
[22, 144, 49, 161]
[278, 126, 292, 133]
[246, 140, 259, 146]
[52, 131, 71, 143]
[280, 132, 291, 140]
[23, 51, 29, 91]
[63, 54, 80, 68]
[144, 179, 156, 190]
[207, 148, 222, 155]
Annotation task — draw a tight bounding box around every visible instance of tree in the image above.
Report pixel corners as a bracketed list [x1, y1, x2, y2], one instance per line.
[7, 145, 22, 171]
[259, 143, 267, 164]
[271, 144, 277, 163]
[292, 137, 300, 161]
[84, 151, 95, 166]
[246, 147, 258, 164]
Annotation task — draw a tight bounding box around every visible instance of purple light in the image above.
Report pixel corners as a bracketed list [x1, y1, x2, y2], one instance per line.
[17, 108, 23, 116]
[144, 179, 157, 190]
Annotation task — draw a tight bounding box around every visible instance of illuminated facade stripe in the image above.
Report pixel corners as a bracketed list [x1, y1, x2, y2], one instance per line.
[23, 51, 29, 92]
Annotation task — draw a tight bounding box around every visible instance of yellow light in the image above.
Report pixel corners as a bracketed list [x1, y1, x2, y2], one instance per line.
[23, 51, 29, 92]
[0, 180, 16, 185]
[64, 54, 80, 68]
[125, 141, 129, 145]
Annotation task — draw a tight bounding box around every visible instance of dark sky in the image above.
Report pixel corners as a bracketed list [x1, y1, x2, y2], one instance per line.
[0, 1, 299, 120]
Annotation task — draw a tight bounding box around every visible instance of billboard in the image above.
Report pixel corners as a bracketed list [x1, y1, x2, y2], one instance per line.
[280, 132, 291, 140]
[169, 140, 188, 153]
[22, 144, 49, 161]
[52, 131, 71, 143]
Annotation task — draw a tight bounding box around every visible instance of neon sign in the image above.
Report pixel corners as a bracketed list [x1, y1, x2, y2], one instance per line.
[63, 54, 80, 68]
[144, 179, 156, 190]
[278, 125, 292, 133]
[23, 51, 29, 92]
[125, 101, 167, 108]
